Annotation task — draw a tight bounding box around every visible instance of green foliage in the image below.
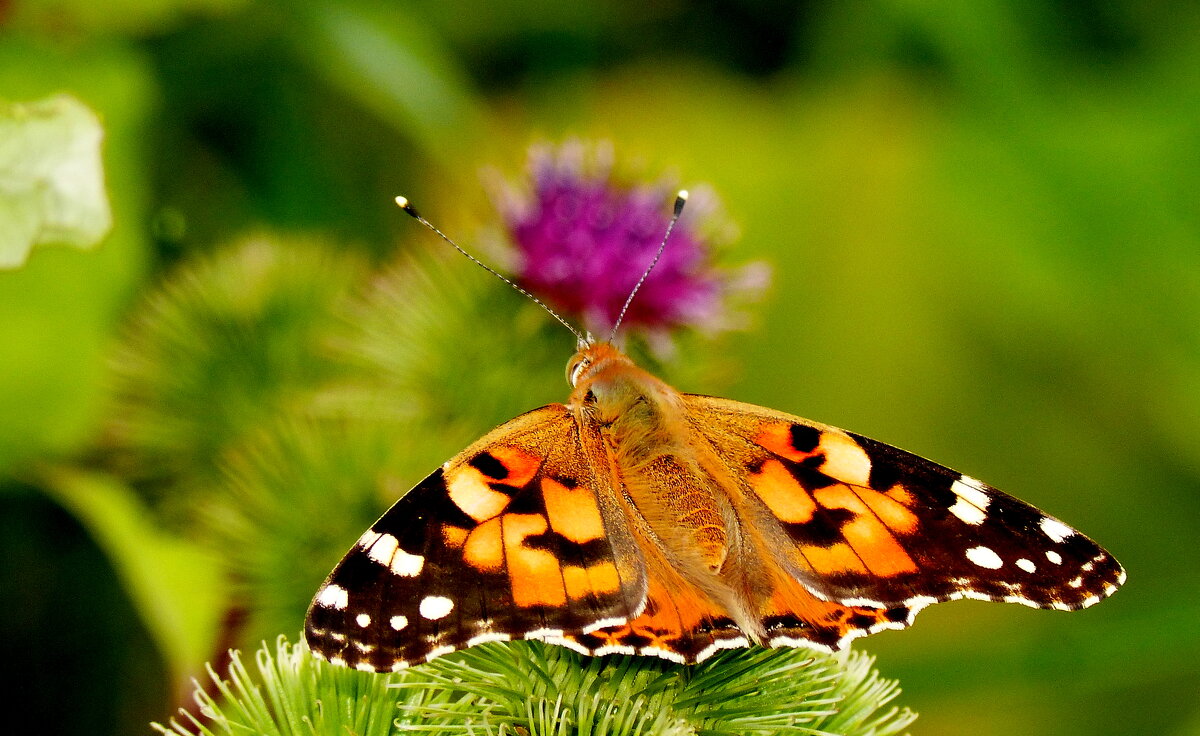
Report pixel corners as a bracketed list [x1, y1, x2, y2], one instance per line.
[154, 638, 915, 736]
[38, 468, 222, 685]
[104, 235, 368, 518]
[404, 641, 914, 735]
[289, 0, 486, 169]
[6, 0, 246, 37]
[153, 637, 404, 736]
[0, 95, 111, 267]
[3, 1, 1198, 734]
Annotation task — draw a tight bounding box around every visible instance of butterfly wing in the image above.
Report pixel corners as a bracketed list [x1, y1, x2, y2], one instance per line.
[684, 394, 1126, 650]
[304, 405, 648, 671]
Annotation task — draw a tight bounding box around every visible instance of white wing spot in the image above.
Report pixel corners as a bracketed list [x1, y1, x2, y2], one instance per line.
[316, 584, 348, 610]
[390, 615, 408, 631]
[948, 476, 991, 525]
[425, 645, 456, 662]
[1016, 558, 1036, 573]
[355, 613, 371, 628]
[524, 627, 565, 639]
[419, 596, 454, 620]
[390, 548, 425, 577]
[366, 533, 399, 566]
[842, 597, 888, 609]
[965, 546, 1004, 569]
[363, 532, 425, 576]
[467, 632, 512, 647]
[1002, 595, 1040, 608]
[593, 644, 637, 656]
[695, 636, 751, 662]
[1040, 517, 1073, 543]
[1068, 576, 1084, 588]
[582, 617, 627, 634]
[1046, 550, 1063, 565]
[542, 636, 591, 656]
[639, 646, 687, 664]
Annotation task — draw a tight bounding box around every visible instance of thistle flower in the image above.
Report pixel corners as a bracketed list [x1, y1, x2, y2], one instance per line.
[490, 141, 767, 338]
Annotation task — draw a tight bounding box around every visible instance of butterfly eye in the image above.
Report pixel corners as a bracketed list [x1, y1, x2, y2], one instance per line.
[567, 355, 592, 387]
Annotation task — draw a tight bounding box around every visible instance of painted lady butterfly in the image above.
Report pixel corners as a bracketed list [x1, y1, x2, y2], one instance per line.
[305, 192, 1124, 672]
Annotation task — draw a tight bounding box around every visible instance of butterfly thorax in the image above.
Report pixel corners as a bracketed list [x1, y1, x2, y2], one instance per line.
[566, 343, 740, 583]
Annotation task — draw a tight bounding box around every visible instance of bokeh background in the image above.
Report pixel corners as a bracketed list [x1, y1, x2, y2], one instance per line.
[3, 1, 1198, 734]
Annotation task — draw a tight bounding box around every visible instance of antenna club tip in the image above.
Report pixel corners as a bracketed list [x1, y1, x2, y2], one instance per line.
[673, 190, 688, 216]
[394, 195, 421, 218]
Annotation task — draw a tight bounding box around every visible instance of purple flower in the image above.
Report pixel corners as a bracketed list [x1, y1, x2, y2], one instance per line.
[489, 141, 766, 338]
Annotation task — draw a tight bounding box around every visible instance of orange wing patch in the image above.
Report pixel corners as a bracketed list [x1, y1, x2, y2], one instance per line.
[859, 484, 919, 533]
[753, 421, 871, 486]
[443, 424, 647, 621]
[690, 402, 924, 582]
[558, 574, 746, 663]
[562, 560, 623, 602]
[812, 484, 919, 576]
[462, 517, 503, 572]
[445, 445, 544, 523]
[749, 459, 817, 523]
[542, 477, 607, 544]
[503, 513, 567, 608]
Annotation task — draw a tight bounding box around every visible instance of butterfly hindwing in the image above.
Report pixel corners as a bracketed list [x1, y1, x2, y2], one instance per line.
[685, 394, 1125, 648]
[305, 406, 648, 671]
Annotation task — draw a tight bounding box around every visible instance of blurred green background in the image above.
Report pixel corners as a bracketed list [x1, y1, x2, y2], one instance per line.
[3, 1, 1198, 734]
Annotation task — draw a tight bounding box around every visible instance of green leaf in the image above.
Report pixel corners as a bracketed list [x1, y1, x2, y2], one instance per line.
[38, 468, 224, 685]
[0, 95, 112, 268]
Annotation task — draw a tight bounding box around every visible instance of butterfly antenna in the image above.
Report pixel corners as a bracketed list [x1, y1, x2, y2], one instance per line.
[608, 189, 688, 342]
[395, 196, 588, 344]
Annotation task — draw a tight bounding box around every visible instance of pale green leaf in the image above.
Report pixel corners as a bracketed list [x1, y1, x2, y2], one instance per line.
[0, 94, 111, 268]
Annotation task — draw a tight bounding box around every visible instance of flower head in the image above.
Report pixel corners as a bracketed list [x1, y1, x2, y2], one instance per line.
[490, 141, 765, 339]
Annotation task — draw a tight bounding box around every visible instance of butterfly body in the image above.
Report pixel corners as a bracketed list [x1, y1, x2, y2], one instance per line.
[305, 340, 1124, 672]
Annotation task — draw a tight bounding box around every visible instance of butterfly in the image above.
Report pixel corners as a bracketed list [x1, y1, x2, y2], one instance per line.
[304, 192, 1124, 672]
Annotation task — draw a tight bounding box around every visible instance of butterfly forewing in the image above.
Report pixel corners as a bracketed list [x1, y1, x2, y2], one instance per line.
[305, 406, 648, 671]
[685, 394, 1125, 639]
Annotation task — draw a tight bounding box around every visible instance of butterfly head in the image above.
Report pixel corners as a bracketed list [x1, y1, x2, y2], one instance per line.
[566, 340, 675, 428]
[567, 340, 623, 389]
